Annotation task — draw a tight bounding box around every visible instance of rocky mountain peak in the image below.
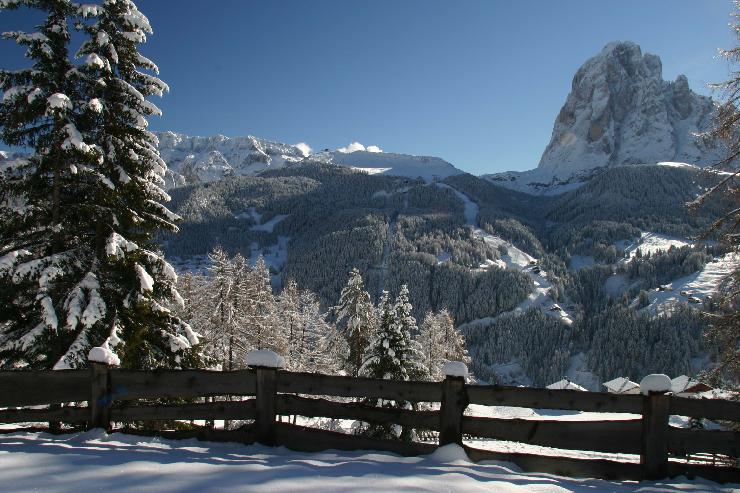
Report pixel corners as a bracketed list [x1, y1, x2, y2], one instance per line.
[537, 41, 721, 176]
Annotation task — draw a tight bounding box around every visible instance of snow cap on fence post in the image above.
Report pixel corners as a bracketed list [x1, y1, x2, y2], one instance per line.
[88, 346, 121, 367]
[246, 349, 285, 369]
[639, 374, 671, 395]
[442, 361, 468, 379]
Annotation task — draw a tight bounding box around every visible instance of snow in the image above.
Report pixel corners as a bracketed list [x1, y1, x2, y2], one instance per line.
[134, 263, 154, 292]
[0, 431, 733, 492]
[603, 377, 641, 394]
[546, 379, 587, 391]
[636, 252, 736, 315]
[88, 346, 120, 366]
[46, 93, 71, 111]
[325, 149, 462, 182]
[639, 374, 671, 395]
[436, 182, 478, 225]
[427, 443, 471, 463]
[442, 360, 469, 378]
[245, 349, 285, 368]
[294, 142, 312, 157]
[621, 232, 692, 260]
[249, 214, 289, 233]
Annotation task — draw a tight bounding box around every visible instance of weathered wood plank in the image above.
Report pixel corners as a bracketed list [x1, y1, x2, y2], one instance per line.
[89, 363, 111, 430]
[274, 394, 440, 430]
[439, 377, 466, 446]
[0, 406, 88, 424]
[466, 385, 643, 414]
[255, 368, 277, 445]
[464, 445, 643, 480]
[669, 396, 740, 422]
[462, 416, 642, 454]
[667, 462, 740, 485]
[117, 426, 257, 445]
[668, 428, 740, 457]
[275, 372, 442, 403]
[110, 400, 256, 422]
[641, 393, 670, 480]
[109, 369, 257, 401]
[273, 422, 437, 456]
[0, 370, 89, 407]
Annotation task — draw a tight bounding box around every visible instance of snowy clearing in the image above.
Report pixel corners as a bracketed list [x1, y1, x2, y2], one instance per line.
[637, 252, 736, 315]
[619, 232, 692, 260]
[0, 431, 734, 492]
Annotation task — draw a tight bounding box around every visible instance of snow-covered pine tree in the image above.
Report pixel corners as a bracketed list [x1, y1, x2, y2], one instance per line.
[335, 268, 375, 376]
[0, 0, 198, 370]
[359, 286, 425, 440]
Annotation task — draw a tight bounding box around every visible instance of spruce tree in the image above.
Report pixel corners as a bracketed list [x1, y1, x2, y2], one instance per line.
[360, 286, 425, 440]
[335, 268, 375, 376]
[0, 0, 197, 369]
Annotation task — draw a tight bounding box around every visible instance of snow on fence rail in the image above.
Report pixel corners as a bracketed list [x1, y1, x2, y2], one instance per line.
[0, 363, 738, 483]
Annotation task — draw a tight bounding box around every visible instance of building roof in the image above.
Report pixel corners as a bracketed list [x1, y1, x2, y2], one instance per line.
[671, 375, 712, 394]
[546, 379, 587, 391]
[603, 377, 640, 393]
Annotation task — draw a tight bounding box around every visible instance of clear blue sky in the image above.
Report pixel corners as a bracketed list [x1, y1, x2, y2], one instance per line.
[0, 1, 736, 174]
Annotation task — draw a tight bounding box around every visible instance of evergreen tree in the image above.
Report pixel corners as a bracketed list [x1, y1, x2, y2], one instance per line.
[359, 286, 425, 440]
[335, 268, 375, 376]
[0, 0, 196, 369]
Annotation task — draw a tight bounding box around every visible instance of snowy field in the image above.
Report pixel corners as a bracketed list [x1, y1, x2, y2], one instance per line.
[0, 431, 735, 493]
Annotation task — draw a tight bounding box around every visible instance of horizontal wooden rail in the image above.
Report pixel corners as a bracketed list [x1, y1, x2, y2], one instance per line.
[275, 394, 440, 430]
[464, 445, 642, 481]
[273, 422, 438, 456]
[668, 428, 740, 457]
[275, 371, 442, 402]
[109, 369, 257, 400]
[1, 366, 738, 483]
[0, 370, 90, 407]
[466, 386, 644, 414]
[110, 400, 257, 422]
[0, 405, 89, 424]
[461, 416, 642, 454]
[669, 395, 740, 422]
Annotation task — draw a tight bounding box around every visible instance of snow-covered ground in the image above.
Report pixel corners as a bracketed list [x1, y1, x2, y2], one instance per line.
[636, 252, 736, 315]
[619, 232, 692, 261]
[0, 431, 733, 492]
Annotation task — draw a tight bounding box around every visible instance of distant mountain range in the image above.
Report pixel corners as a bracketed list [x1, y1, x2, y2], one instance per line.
[153, 41, 725, 197]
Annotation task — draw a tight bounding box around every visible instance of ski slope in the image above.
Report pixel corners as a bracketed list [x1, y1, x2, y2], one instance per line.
[0, 431, 733, 492]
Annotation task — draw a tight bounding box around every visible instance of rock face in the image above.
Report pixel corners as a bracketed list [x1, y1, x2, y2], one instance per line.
[156, 131, 463, 188]
[538, 41, 721, 176]
[156, 131, 307, 188]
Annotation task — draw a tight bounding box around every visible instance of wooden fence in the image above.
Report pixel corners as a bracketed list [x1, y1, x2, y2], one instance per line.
[0, 363, 738, 483]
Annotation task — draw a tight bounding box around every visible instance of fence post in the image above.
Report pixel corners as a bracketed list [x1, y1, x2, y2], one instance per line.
[247, 350, 284, 446]
[439, 362, 469, 446]
[640, 375, 671, 480]
[255, 367, 277, 445]
[90, 362, 112, 431]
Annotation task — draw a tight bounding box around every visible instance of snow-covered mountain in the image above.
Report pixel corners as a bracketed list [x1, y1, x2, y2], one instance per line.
[156, 132, 309, 188]
[313, 148, 463, 182]
[156, 132, 463, 187]
[486, 41, 724, 195]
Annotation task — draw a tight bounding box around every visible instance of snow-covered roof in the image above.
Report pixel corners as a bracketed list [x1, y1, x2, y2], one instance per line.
[603, 377, 639, 393]
[546, 379, 587, 391]
[670, 375, 711, 394]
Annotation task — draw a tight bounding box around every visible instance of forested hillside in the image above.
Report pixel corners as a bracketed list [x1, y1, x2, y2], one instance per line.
[159, 161, 727, 387]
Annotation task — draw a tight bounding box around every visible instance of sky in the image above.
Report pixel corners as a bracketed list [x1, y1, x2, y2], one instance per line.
[0, 0, 736, 174]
